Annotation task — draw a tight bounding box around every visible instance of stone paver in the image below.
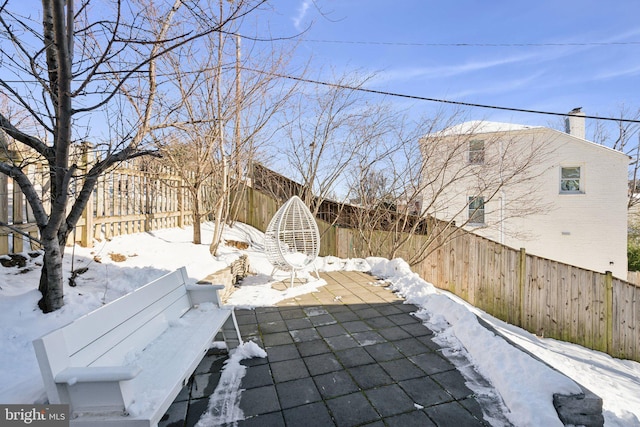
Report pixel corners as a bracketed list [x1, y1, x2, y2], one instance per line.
[159, 271, 507, 427]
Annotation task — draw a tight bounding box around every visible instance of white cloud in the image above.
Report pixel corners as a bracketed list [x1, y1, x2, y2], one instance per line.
[443, 71, 546, 99]
[292, 0, 312, 31]
[373, 52, 539, 86]
[594, 64, 640, 80]
[600, 27, 640, 43]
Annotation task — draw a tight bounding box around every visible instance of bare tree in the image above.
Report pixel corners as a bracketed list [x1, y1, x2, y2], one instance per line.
[591, 105, 640, 209]
[345, 115, 552, 265]
[351, 168, 392, 208]
[270, 72, 398, 219]
[0, 0, 266, 312]
[150, 2, 299, 251]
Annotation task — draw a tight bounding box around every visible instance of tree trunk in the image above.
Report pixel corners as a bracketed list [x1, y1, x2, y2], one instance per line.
[193, 190, 202, 244]
[209, 196, 225, 256]
[193, 216, 202, 245]
[37, 230, 69, 313]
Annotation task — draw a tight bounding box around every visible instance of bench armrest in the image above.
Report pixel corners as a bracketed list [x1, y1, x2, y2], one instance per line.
[53, 366, 142, 414]
[55, 365, 142, 385]
[187, 284, 224, 307]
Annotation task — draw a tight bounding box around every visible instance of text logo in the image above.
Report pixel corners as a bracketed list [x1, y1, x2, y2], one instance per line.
[1, 405, 68, 426]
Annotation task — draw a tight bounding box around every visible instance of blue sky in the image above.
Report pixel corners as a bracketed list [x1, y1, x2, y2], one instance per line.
[3, 1, 638, 142]
[262, 0, 640, 133]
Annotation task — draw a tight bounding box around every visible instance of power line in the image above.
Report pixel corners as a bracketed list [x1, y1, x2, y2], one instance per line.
[241, 67, 640, 124]
[226, 32, 640, 48]
[300, 39, 640, 48]
[2, 65, 639, 124]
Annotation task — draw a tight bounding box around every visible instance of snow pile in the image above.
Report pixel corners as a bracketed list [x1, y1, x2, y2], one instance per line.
[226, 273, 327, 308]
[368, 257, 582, 426]
[196, 341, 267, 426]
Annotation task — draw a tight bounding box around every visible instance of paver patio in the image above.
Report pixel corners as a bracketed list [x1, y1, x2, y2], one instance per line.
[160, 270, 510, 426]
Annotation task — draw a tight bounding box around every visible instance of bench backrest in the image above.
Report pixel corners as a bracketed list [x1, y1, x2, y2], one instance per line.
[34, 267, 193, 400]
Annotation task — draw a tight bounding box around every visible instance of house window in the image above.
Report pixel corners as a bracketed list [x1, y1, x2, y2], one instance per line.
[468, 196, 485, 224]
[560, 166, 582, 193]
[468, 139, 485, 164]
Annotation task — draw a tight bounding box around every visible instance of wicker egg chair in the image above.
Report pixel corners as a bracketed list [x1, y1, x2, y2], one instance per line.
[264, 196, 321, 287]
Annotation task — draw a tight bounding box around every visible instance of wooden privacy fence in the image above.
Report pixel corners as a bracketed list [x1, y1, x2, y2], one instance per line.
[0, 156, 43, 254]
[235, 185, 640, 363]
[75, 158, 197, 245]
[0, 174, 39, 254]
[627, 271, 640, 286]
[415, 229, 638, 362]
[0, 154, 213, 253]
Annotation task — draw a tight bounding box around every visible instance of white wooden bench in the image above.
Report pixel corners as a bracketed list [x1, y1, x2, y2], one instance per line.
[33, 267, 240, 426]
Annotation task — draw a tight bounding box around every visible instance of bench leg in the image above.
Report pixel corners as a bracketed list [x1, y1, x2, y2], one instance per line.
[222, 311, 242, 350]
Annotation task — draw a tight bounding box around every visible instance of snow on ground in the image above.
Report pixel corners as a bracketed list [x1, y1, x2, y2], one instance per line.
[196, 341, 267, 426]
[0, 222, 639, 426]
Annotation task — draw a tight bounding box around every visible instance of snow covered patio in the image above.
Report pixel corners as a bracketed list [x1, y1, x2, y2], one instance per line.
[4, 223, 635, 426]
[160, 271, 510, 426]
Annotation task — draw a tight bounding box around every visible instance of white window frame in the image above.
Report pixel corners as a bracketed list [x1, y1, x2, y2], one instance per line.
[468, 139, 485, 165]
[468, 196, 485, 225]
[560, 166, 583, 194]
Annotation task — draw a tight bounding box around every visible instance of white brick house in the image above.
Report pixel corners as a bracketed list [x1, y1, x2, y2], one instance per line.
[420, 111, 630, 278]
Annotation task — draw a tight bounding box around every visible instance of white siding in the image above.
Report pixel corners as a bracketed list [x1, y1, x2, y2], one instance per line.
[422, 125, 629, 279]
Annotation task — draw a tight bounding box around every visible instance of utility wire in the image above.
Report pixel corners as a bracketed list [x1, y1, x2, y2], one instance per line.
[223, 31, 640, 48]
[241, 67, 640, 124]
[2, 66, 639, 124]
[300, 39, 640, 48]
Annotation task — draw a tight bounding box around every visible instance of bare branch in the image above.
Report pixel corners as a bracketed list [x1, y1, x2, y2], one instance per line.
[0, 113, 51, 156]
[0, 221, 43, 245]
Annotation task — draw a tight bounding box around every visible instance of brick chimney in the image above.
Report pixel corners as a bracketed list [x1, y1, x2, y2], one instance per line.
[565, 107, 586, 140]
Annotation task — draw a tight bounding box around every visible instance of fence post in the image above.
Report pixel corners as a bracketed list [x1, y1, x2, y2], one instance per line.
[518, 248, 526, 327]
[12, 177, 24, 253]
[178, 178, 184, 228]
[605, 271, 613, 355]
[0, 173, 8, 254]
[80, 143, 94, 247]
[248, 185, 255, 228]
[330, 225, 338, 256]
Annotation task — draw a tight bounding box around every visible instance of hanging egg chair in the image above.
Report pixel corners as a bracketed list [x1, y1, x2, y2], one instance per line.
[264, 196, 321, 287]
